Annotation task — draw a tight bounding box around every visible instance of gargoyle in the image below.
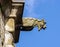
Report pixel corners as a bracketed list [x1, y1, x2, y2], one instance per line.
[5, 17, 46, 31]
[0, 0, 46, 47]
[4, 17, 46, 47]
[22, 17, 46, 31]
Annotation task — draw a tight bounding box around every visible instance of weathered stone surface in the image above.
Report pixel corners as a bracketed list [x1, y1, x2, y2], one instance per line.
[5, 45, 14, 47]
[22, 17, 37, 26]
[5, 18, 15, 32]
[12, 0, 24, 2]
[0, 0, 46, 47]
[9, 8, 17, 17]
[3, 31, 15, 47]
[4, 32, 13, 45]
[0, 0, 12, 17]
[0, 9, 5, 47]
[0, 0, 25, 47]
[22, 17, 46, 31]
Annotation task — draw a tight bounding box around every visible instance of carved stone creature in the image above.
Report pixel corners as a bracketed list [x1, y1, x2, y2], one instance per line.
[4, 17, 46, 47]
[5, 17, 46, 32]
[0, 0, 46, 47]
[22, 17, 46, 31]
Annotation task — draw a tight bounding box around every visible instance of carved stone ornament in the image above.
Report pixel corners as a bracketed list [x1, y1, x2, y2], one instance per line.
[0, 0, 46, 47]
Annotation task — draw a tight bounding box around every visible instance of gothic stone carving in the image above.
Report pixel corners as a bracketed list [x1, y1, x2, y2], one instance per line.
[0, 0, 46, 47]
[4, 17, 46, 47]
[22, 17, 46, 31]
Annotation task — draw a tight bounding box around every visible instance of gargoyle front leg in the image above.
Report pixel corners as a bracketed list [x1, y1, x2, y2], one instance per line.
[37, 24, 42, 31]
[33, 20, 42, 31]
[36, 19, 46, 31]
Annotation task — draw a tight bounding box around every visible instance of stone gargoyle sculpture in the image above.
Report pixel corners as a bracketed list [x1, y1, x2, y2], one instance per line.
[5, 17, 46, 31]
[22, 17, 46, 31]
[4, 17, 46, 47]
[0, 0, 46, 47]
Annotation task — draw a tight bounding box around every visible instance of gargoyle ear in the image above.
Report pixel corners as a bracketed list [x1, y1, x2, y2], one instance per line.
[38, 27, 42, 31]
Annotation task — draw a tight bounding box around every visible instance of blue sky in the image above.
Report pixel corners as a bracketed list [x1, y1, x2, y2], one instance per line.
[16, 0, 60, 47]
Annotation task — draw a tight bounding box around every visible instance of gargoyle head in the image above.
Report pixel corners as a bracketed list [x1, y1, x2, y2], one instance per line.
[37, 19, 46, 31]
